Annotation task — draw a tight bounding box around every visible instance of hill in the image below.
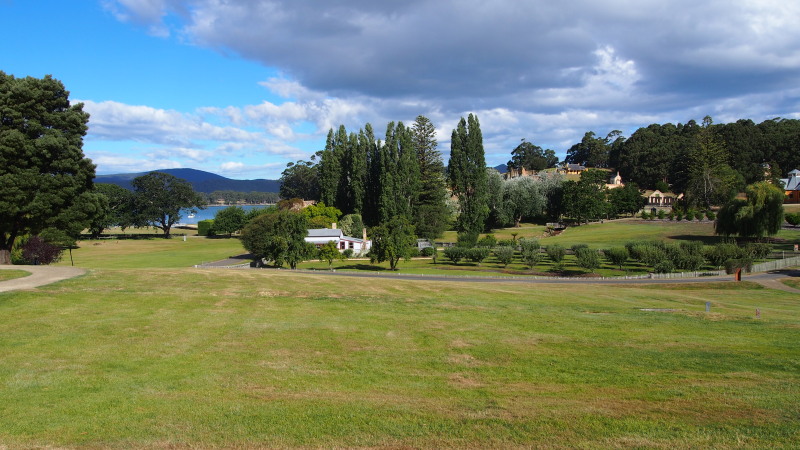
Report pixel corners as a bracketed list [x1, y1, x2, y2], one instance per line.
[95, 168, 280, 193]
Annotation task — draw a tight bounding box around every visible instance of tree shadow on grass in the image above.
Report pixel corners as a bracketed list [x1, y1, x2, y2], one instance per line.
[668, 234, 722, 245]
[331, 263, 390, 271]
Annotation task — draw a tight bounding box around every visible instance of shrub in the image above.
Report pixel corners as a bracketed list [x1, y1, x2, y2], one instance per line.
[653, 260, 674, 273]
[197, 219, 215, 236]
[456, 231, 479, 248]
[546, 244, 566, 265]
[575, 248, 601, 273]
[705, 243, 741, 269]
[493, 246, 515, 267]
[519, 238, 542, 269]
[705, 210, 716, 221]
[744, 243, 772, 260]
[679, 241, 704, 257]
[632, 244, 667, 268]
[420, 247, 435, 257]
[675, 212, 683, 221]
[407, 247, 420, 258]
[785, 212, 800, 226]
[694, 211, 704, 221]
[342, 249, 354, 258]
[657, 210, 666, 220]
[667, 211, 675, 220]
[477, 234, 496, 248]
[673, 252, 705, 271]
[466, 247, 491, 265]
[640, 211, 650, 220]
[725, 258, 753, 274]
[443, 246, 466, 264]
[21, 236, 63, 265]
[496, 239, 515, 247]
[604, 247, 629, 270]
[570, 243, 588, 253]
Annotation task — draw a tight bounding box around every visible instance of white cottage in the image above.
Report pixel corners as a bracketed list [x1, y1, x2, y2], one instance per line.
[305, 226, 372, 255]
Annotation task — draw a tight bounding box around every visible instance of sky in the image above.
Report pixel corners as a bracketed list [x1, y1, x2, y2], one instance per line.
[2, 0, 799, 179]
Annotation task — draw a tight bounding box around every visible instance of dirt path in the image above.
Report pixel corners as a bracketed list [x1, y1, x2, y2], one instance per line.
[0, 265, 87, 293]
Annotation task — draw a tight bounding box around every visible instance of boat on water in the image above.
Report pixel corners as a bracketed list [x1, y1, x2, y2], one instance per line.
[187, 213, 196, 219]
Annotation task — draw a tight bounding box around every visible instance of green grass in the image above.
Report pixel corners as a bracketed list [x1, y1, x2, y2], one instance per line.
[55, 236, 245, 269]
[0, 269, 30, 282]
[0, 269, 798, 447]
[781, 277, 800, 289]
[540, 218, 720, 248]
[301, 255, 658, 277]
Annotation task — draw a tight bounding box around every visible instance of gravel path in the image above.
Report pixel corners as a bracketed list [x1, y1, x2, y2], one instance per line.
[0, 265, 87, 293]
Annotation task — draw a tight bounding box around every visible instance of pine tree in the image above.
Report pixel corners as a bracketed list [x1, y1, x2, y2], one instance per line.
[448, 114, 489, 234]
[412, 115, 450, 240]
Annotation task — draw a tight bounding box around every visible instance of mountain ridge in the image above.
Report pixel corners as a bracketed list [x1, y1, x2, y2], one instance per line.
[95, 168, 281, 193]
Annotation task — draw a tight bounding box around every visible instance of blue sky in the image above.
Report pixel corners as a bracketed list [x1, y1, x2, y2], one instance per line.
[3, 0, 799, 179]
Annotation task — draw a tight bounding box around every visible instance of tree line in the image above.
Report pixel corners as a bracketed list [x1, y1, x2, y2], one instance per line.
[562, 116, 800, 199]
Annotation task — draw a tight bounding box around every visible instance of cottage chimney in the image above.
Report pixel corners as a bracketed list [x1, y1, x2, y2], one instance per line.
[331, 222, 337, 229]
[362, 227, 367, 242]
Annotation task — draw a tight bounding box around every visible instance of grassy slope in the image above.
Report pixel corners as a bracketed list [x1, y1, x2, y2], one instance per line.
[0, 269, 798, 448]
[56, 237, 244, 269]
[0, 270, 30, 282]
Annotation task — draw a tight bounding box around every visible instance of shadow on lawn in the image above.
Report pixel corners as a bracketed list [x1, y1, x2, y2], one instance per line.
[669, 234, 723, 245]
[330, 264, 390, 272]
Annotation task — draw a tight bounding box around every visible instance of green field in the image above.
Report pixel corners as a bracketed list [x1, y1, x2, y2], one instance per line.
[0, 269, 30, 282]
[1, 267, 799, 448]
[57, 236, 245, 269]
[4, 221, 797, 447]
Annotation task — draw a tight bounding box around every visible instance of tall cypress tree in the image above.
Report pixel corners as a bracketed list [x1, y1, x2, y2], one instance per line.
[447, 114, 488, 234]
[318, 129, 340, 206]
[362, 123, 381, 226]
[378, 122, 398, 224]
[412, 115, 449, 240]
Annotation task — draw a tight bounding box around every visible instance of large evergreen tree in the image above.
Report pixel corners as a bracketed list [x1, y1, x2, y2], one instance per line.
[318, 129, 340, 206]
[448, 114, 489, 235]
[411, 115, 449, 240]
[507, 139, 558, 172]
[130, 172, 205, 238]
[684, 117, 742, 208]
[0, 72, 95, 264]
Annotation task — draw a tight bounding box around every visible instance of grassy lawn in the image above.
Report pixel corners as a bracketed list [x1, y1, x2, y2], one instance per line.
[55, 236, 245, 269]
[301, 255, 660, 278]
[1, 268, 798, 448]
[0, 269, 30, 282]
[540, 218, 720, 248]
[441, 223, 547, 243]
[781, 277, 800, 289]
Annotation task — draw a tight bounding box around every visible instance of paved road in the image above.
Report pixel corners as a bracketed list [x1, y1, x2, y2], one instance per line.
[0, 265, 86, 293]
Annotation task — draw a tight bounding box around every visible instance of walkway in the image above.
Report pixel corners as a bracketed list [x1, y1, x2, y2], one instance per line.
[0, 265, 86, 293]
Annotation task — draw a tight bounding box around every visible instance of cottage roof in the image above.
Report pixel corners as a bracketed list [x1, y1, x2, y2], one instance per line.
[307, 229, 343, 238]
[782, 177, 800, 191]
[642, 189, 679, 198]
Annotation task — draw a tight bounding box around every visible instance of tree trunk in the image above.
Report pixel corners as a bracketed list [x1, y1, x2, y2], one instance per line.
[0, 249, 11, 265]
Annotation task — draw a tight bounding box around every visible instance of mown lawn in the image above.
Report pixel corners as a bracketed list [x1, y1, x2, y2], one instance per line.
[0, 269, 30, 282]
[55, 236, 244, 269]
[0, 268, 798, 448]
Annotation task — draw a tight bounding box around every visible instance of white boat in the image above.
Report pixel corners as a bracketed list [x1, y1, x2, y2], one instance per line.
[187, 213, 196, 219]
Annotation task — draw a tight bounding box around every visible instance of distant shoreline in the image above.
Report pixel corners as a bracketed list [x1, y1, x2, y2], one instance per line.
[201, 203, 275, 207]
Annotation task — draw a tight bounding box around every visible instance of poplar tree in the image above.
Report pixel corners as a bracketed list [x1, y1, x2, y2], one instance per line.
[448, 114, 489, 235]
